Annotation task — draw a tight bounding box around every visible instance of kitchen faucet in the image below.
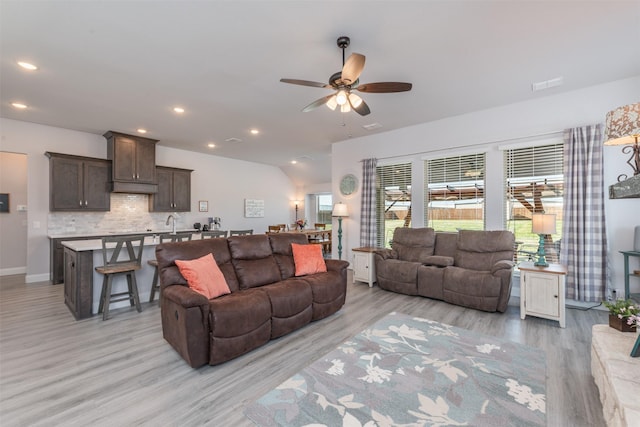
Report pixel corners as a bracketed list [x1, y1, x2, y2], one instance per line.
[166, 214, 177, 234]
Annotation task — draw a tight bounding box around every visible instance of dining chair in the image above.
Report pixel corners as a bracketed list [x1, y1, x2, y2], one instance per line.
[314, 223, 326, 230]
[148, 232, 193, 303]
[95, 235, 145, 320]
[201, 230, 228, 239]
[229, 229, 253, 236]
[268, 225, 282, 233]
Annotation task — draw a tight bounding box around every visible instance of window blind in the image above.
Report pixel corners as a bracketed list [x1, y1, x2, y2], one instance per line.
[424, 153, 486, 230]
[375, 162, 412, 247]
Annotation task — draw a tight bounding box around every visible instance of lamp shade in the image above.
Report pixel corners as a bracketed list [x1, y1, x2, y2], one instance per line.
[332, 202, 348, 217]
[604, 102, 640, 146]
[531, 213, 556, 235]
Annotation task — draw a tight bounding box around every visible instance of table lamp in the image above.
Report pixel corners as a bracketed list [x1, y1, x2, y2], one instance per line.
[332, 202, 349, 260]
[604, 102, 640, 182]
[532, 212, 557, 267]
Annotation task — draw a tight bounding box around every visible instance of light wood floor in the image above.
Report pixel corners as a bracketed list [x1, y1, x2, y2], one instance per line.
[0, 272, 607, 426]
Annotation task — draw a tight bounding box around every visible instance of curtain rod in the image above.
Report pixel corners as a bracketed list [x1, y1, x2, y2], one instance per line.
[361, 129, 564, 162]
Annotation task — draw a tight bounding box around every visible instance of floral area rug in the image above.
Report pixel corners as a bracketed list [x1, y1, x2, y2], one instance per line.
[244, 312, 546, 426]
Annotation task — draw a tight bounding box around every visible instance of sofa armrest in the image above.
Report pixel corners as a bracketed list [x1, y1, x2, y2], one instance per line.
[422, 255, 454, 267]
[163, 284, 210, 308]
[374, 248, 397, 260]
[325, 259, 350, 273]
[491, 260, 514, 274]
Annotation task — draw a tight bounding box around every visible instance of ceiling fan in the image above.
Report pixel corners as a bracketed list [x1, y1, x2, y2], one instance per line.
[280, 36, 412, 116]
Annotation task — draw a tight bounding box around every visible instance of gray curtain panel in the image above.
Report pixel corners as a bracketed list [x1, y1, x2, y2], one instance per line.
[561, 124, 608, 302]
[360, 158, 377, 247]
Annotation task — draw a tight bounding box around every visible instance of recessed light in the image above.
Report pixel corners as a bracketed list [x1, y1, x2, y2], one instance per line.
[137, 128, 147, 134]
[173, 107, 185, 113]
[17, 61, 38, 71]
[11, 102, 27, 109]
[250, 129, 259, 135]
[291, 160, 297, 164]
[207, 143, 215, 148]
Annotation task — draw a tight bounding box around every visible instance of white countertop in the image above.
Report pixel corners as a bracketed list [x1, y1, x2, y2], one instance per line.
[48, 229, 197, 239]
[61, 233, 203, 251]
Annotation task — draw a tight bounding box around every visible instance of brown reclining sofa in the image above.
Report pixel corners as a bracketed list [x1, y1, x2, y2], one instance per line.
[374, 227, 515, 312]
[155, 233, 349, 368]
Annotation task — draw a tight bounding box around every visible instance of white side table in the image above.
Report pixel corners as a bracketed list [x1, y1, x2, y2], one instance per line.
[352, 247, 381, 288]
[519, 262, 567, 328]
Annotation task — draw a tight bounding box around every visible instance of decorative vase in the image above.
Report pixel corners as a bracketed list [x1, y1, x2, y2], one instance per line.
[609, 314, 635, 332]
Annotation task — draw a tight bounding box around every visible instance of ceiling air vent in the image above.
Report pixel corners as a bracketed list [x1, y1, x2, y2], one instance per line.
[362, 123, 382, 131]
[224, 137, 243, 143]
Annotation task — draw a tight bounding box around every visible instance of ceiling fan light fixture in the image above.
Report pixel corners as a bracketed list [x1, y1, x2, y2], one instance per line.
[326, 95, 338, 111]
[336, 90, 348, 106]
[349, 93, 363, 108]
[340, 103, 351, 113]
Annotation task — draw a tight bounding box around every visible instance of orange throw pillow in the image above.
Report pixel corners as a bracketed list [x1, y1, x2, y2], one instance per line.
[175, 253, 231, 299]
[292, 243, 327, 276]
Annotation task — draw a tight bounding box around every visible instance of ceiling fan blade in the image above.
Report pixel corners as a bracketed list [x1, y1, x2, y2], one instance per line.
[341, 53, 365, 85]
[348, 93, 370, 116]
[355, 82, 412, 93]
[302, 94, 335, 112]
[280, 78, 331, 89]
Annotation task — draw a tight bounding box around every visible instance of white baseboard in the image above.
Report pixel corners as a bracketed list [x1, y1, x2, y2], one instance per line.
[25, 273, 51, 284]
[0, 266, 26, 276]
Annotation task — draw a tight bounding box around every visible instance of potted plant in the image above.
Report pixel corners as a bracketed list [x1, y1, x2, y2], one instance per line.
[603, 299, 639, 332]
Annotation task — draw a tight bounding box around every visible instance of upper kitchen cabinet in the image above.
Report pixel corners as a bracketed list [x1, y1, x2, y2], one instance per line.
[104, 131, 158, 194]
[149, 166, 192, 212]
[46, 152, 111, 211]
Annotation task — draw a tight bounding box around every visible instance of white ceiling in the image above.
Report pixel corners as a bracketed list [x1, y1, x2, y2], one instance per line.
[2, 1, 639, 186]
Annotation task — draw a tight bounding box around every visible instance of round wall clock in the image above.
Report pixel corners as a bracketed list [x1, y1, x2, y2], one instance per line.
[339, 174, 358, 196]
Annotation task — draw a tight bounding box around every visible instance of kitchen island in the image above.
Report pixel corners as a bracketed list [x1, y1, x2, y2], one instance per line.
[62, 233, 197, 319]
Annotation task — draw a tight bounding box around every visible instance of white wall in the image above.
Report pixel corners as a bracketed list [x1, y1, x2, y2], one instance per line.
[0, 152, 28, 275]
[0, 118, 296, 282]
[332, 76, 640, 297]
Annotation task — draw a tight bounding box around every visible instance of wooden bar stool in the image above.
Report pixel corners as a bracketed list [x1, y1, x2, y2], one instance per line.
[95, 235, 145, 321]
[148, 233, 193, 302]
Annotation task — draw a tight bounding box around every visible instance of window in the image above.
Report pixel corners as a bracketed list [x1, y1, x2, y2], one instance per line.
[504, 143, 563, 263]
[315, 194, 332, 226]
[424, 153, 485, 231]
[376, 162, 411, 247]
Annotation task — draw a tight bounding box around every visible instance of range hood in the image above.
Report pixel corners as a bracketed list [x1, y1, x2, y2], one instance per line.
[110, 181, 158, 194]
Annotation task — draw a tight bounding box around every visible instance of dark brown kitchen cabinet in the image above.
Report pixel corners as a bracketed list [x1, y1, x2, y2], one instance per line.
[64, 247, 93, 319]
[104, 131, 158, 193]
[149, 166, 192, 212]
[46, 152, 111, 211]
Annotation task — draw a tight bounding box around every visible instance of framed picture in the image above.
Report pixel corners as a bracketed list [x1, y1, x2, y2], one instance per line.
[244, 199, 265, 218]
[0, 193, 8, 213]
[199, 200, 208, 212]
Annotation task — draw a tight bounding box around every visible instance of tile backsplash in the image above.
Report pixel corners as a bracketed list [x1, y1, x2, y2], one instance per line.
[48, 193, 197, 236]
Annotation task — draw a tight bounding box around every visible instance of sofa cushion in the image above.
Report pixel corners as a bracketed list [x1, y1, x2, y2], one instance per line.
[175, 253, 231, 299]
[434, 232, 458, 258]
[292, 243, 327, 276]
[156, 238, 240, 292]
[261, 278, 313, 338]
[208, 288, 271, 338]
[454, 230, 515, 271]
[443, 266, 502, 312]
[228, 235, 282, 289]
[392, 227, 436, 262]
[375, 258, 419, 295]
[268, 233, 309, 279]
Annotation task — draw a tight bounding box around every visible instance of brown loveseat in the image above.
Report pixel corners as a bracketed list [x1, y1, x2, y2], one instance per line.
[155, 233, 349, 368]
[374, 227, 515, 312]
